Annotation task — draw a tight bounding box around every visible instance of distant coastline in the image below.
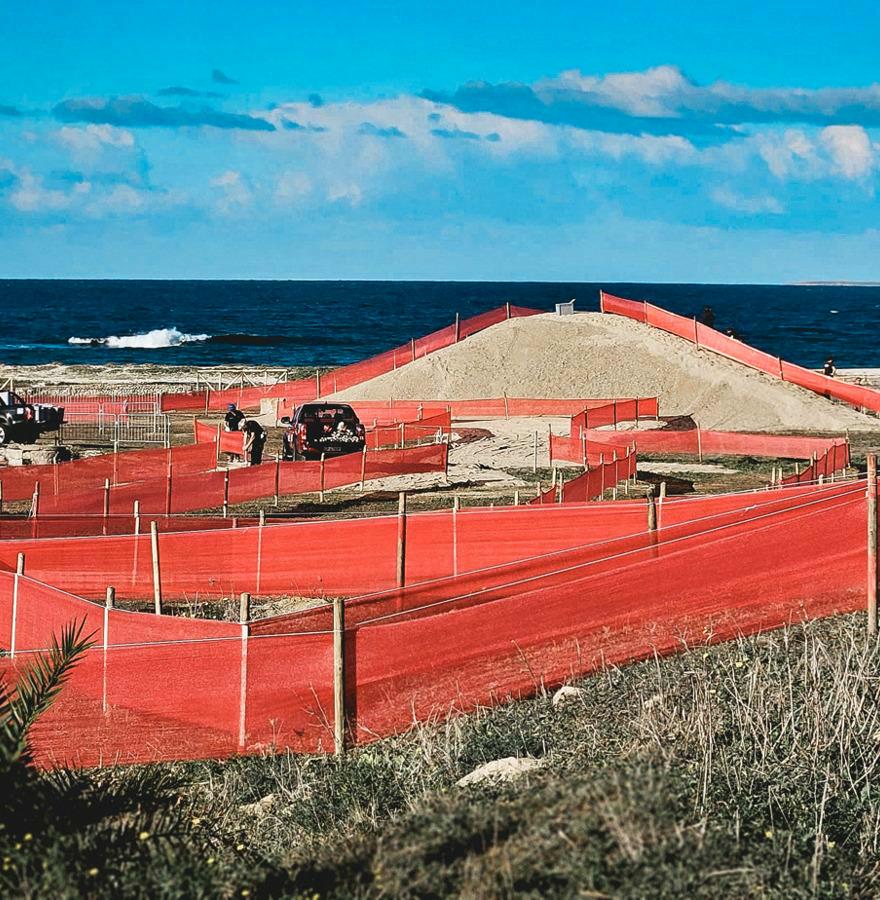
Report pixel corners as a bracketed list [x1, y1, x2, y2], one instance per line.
[793, 281, 880, 286]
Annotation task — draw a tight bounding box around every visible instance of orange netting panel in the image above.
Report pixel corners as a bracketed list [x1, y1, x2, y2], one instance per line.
[601, 290, 880, 415]
[1, 481, 866, 767]
[160, 306, 541, 412]
[0, 442, 218, 504]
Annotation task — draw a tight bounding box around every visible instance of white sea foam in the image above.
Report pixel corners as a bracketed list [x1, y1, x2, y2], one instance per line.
[68, 328, 211, 349]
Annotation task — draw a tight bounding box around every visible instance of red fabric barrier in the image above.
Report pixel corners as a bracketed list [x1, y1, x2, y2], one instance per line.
[2, 481, 866, 767]
[551, 425, 849, 473]
[0, 442, 218, 504]
[277, 397, 659, 423]
[193, 420, 246, 456]
[601, 290, 880, 415]
[161, 306, 541, 412]
[35, 443, 447, 517]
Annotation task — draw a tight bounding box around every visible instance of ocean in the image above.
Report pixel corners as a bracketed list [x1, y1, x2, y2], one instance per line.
[1, 280, 879, 369]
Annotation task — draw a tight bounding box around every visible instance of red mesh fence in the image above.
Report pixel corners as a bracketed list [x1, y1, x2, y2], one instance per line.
[277, 397, 659, 423]
[193, 420, 246, 456]
[33, 443, 447, 518]
[780, 441, 851, 486]
[0, 514, 268, 541]
[600, 290, 880, 415]
[160, 305, 540, 413]
[0, 480, 867, 767]
[364, 411, 451, 449]
[0, 442, 218, 504]
[551, 425, 849, 474]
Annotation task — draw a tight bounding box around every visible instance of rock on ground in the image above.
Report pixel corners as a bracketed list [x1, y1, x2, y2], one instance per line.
[456, 756, 543, 786]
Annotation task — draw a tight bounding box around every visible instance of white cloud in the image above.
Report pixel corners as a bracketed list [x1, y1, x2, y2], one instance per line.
[210, 170, 252, 212]
[547, 65, 695, 116]
[820, 125, 876, 179]
[9, 169, 70, 212]
[275, 171, 312, 205]
[56, 124, 135, 152]
[711, 186, 784, 215]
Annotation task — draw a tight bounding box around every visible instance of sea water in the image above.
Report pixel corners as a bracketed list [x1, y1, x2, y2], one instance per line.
[1, 280, 878, 369]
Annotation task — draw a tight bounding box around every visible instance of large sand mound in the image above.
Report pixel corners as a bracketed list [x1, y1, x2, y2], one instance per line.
[336, 312, 878, 432]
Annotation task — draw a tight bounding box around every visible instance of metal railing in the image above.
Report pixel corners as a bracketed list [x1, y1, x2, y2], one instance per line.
[59, 413, 171, 447]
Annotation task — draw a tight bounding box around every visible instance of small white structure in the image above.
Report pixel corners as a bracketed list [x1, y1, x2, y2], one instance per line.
[555, 299, 576, 316]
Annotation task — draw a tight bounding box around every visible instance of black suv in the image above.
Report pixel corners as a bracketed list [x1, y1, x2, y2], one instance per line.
[281, 402, 366, 461]
[0, 391, 65, 445]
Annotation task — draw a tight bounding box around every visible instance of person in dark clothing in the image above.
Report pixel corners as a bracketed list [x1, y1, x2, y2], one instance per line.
[225, 403, 245, 432]
[699, 306, 716, 328]
[243, 418, 267, 466]
[823, 358, 836, 377]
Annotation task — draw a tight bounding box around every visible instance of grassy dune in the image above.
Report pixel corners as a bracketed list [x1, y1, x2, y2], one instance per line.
[4, 613, 880, 897]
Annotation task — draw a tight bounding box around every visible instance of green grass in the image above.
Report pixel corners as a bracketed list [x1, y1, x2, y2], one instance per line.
[4, 613, 880, 897]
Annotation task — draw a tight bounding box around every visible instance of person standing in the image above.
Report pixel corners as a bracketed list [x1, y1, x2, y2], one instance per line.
[224, 403, 246, 461]
[225, 403, 245, 432]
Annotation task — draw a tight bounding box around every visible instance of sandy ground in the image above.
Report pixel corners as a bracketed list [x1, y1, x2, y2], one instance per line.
[334, 312, 880, 433]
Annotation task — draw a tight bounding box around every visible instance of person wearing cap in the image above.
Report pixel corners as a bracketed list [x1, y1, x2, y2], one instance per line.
[224, 403, 245, 432]
[223, 403, 246, 461]
[823, 358, 836, 377]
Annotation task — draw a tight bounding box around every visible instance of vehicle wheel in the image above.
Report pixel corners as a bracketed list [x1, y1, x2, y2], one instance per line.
[0, 423, 8, 445]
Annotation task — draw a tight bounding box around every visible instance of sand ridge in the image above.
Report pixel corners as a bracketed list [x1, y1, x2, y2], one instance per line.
[334, 312, 880, 433]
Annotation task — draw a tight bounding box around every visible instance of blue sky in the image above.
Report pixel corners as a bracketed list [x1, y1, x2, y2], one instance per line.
[3, 0, 880, 280]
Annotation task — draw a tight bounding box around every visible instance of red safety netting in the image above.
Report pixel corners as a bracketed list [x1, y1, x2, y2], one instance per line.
[531, 445, 636, 504]
[551, 424, 850, 475]
[0, 442, 218, 504]
[160, 305, 540, 413]
[34, 442, 447, 518]
[600, 290, 880, 415]
[365, 411, 452, 449]
[0, 480, 867, 767]
[0, 514, 269, 541]
[0, 476, 843, 603]
[193, 420, 246, 456]
[548, 399, 655, 464]
[781, 441, 851, 486]
[276, 397, 659, 423]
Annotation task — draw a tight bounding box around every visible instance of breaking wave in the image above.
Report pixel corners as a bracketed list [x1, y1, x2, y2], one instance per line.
[69, 328, 210, 349]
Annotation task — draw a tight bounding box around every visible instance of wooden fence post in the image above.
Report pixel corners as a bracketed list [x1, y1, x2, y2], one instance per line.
[319, 453, 326, 503]
[150, 521, 162, 614]
[452, 495, 459, 577]
[274, 453, 281, 507]
[454, 312, 460, 343]
[647, 487, 657, 533]
[164, 449, 173, 517]
[360, 446, 367, 491]
[239, 592, 250, 749]
[396, 492, 407, 588]
[102, 585, 114, 714]
[103, 478, 111, 536]
[533, 430, 538, 473]
[868, 453, 878, 637]
[10, 552, 24, 659]
[223, 469, 230, 517]
[696, 424, 703, 463]
[333, 595, 346, 756]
